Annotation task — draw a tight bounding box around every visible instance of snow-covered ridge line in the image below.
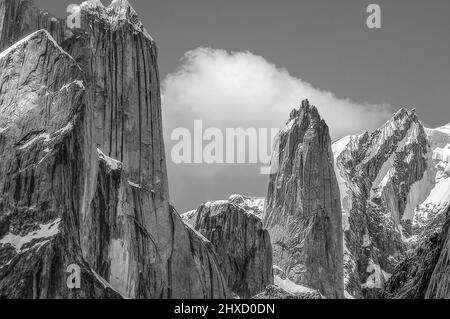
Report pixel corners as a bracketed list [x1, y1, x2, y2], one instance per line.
[0, 30, 60, 59]
[228, 194, 265, 217]
[427, 123, 450, 136]
[0, 29, 81, 70]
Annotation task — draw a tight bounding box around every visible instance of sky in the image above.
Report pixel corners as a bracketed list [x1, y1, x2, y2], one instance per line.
[35, 0, 450, 212]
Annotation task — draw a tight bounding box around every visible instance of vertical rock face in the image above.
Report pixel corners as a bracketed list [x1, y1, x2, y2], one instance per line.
[0, 0, 229, 299]
[0, 29, 120, 298]
[384, 205, 450, 299]
[264, 100, 344, 299]
[183, 197, 273, 298]
[333, 109, 450, 298]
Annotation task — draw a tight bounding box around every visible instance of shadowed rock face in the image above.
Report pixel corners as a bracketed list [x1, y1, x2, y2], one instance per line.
[263, 100, 344, 299]
[384, 205, 450, 299]
[0, 0, 230, 299]
[183, 199, 273, 298]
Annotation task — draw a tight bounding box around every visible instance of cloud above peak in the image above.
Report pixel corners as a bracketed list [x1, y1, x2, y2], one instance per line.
[161, 47, 393, 212]
[162, 47, 392, 140]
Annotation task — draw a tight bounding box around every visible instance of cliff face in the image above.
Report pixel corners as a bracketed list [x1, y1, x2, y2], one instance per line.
[263, 100, 344, 299]
[0, 29, 121, 298]
[0, 0, 229, 299]
[183, 197, 273, 298]
[333, 109, 450, 298]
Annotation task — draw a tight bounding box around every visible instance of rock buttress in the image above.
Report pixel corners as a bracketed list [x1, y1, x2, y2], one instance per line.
[184, 200, 273, 298]
[263, 100, 344, 299]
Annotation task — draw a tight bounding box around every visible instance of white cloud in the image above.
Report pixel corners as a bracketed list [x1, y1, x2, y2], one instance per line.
[161, 47, 393, 212]
[162, 47, 392, 140]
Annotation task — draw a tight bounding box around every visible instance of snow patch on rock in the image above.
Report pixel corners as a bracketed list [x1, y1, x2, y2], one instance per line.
[228, 194, 265, 218]
[97, 148, 122, 170]
[273, 272, 318, 295]
[0, 219, 61, 252]
[127, 181, 141, 188]
[361, 259, 391, 289]
[19, 133, 51, 150]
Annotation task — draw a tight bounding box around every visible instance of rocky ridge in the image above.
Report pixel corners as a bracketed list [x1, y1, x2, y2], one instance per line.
[182, 197, 273, 298]
[333, 108, 450, 298]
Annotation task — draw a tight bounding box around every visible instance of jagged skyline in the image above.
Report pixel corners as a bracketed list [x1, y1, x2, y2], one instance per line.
[32, 0, 450, 213]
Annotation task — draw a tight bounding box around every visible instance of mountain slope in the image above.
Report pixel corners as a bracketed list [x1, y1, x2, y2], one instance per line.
[384, 205, 450, 298]
[333, 108, 450, 298]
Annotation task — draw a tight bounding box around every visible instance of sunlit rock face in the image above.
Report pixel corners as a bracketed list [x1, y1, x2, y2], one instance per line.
[0, 0, 230, 299]
[264, 100, 344, 299]
[183, 197, 273, 299]
[0, 28, 121, 298]
[333, 106, 450, 298]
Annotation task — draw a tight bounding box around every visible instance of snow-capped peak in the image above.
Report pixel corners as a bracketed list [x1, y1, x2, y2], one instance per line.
[75, 0, 154, 41]
[107, 0, 138, 19]
[109, 0, 133, 11]
[377, 108, 417, 139]
[433, 123, 450, 135]
[228, 194, 265, 218]
[80, 0, 104, 9]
